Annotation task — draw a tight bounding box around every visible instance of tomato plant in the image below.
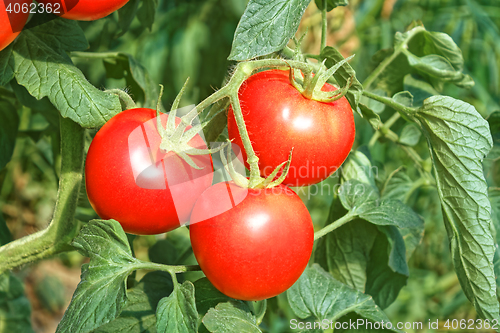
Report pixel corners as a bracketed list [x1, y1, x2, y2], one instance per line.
[189, 182, 314, 301]
[36, 0, 129, 21]
[85, 108, 213, 235]
[0, 0, 31, 52]
[228, 69, 355, 187]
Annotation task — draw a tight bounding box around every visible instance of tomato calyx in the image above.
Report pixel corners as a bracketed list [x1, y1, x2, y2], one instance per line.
[287, 55, 355, 103]
[155, 81, 227, 170]
[221, 143, 294, 189]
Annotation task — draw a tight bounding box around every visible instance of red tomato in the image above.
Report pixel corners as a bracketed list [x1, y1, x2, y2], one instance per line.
[36, 0, 129, 21]
[189, 182, 314, 301]
[0, 0, 31, 52]
[85, 108, 213, 235]
[227, 69, 355, 187]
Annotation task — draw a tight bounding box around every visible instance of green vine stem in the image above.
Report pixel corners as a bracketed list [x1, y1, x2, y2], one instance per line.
[190, 59, 314, 188]
[314, 212, 356, 241]
[320, 0, 328, 51]
[0, 116, 85, 274]
[362, 26, 425, 91]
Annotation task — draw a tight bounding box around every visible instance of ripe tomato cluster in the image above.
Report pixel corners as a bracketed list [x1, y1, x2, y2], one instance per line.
[0, 0, 31, 52]
[36, 0, 130, 21]
[85, 70, 355, 301]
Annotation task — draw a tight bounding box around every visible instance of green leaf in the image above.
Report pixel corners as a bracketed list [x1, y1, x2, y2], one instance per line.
[380, 168, 413, 202]
[156, 281, 198, 333]
[415, 95, 499, 320]
[365, 227, 408, 309]
[358, 103, 381, 130]
[405, 53, 474, 89]
[35, 275, 66, 313]
[487, 111, 500, 143]
[56, 220, 142, 333]
[202, 301, 262, 333]
[315, 0, 348, 11]
[360, 89, 386, 114]
[420, 31, 465, 72]
[203, 98, 230, 144]
[398, 123, 421, 146]
[95, 271, 173, 333]
[0, 99, 19, 170]
[0, 44, 15, 86]
[194, 278, 233, 316]
[228, 0, 311, 61]
[339, 180, 379, 210]
[491, 189, 500, 242]
[315, 219, 378, 291]
[0, 272, 34, 333]
[320, 46, 363, 111]
[23, 17, 89, 54]
[0, 213, 12, 247]
[287, 265, 398, 332]
[11, 20, 121, 128]
[339, 180, 424, 231]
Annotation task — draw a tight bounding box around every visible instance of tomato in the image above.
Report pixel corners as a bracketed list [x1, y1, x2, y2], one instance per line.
[189, 182, 314, 301]
[85, 108, 213, 235]
[36, 0, 129, 21]
[0, 0, 31, 52]
[227, 69, 355, 187]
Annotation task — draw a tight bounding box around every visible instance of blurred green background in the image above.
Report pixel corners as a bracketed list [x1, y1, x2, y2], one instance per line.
[1, 0, 499, 332]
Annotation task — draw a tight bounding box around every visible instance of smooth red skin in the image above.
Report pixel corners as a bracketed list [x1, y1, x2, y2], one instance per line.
[85, 108, 213, 235]
[0, 0, 31, 52]
[37, 0, 129, 21]
[189, 182, 314, 301]
[228, 70, 355, 187]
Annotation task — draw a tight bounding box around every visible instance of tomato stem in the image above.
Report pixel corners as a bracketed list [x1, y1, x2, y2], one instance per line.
[313, 212, 356, 241]
[0, 116, 84, 273]
[362, 26, 425, 91]
[136, 262, 201, 274]
[189, 59, 322, 188]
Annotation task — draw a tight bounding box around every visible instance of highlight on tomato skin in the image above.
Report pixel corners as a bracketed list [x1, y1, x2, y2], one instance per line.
[189, 181, 314, 301]
[85, 108, 214, 235]
[228, 69, 356, 187]
[36, 0, 130, 21]
[0, 0, 32, 52]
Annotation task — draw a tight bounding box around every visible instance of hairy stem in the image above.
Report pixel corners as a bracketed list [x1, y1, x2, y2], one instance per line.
[321, 0, 328, 51]
[70, 51, 121, 59]
[107, 89, 137, 110]
[0, 116, 84, 273]
[362, 26, 424, 91]
[368, 112, 401, 147]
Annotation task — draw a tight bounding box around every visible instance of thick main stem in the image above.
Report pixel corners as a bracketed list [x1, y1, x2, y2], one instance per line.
[0, 116, 85, 273]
